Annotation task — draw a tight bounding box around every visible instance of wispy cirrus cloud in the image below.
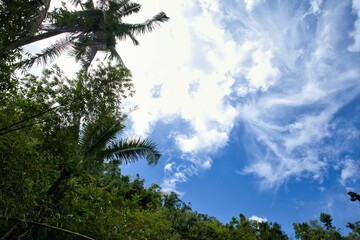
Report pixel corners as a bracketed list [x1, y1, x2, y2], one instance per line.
[227, 0, 360, 189]
[340, 158, 360, 186]
[348, 0, 360, 52]
[244, 0, 263, 12]
[117, 0, 360, 192]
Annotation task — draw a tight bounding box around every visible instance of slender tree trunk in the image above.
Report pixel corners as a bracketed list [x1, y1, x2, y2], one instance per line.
[0, 223, 20, 240]
[46, 167, 71, 196]
[1, 0, 52, 52]
[1, 218, 95, 240]
[1, 31, 63, 52]
[0, 168, 71, 239]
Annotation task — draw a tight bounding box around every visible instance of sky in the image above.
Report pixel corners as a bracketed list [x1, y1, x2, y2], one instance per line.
[36, 0, 360, 236]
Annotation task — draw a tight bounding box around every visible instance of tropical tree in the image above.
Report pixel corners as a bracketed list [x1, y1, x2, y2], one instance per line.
[293, 213, 344, 240]
[0, 63, 161, 239]
[0, 0, 51, 52]
[48, 113, 161, 200]
[2, 0, 169, 69]
[347, 191, 360, 239]
[348, 191, 360, 203]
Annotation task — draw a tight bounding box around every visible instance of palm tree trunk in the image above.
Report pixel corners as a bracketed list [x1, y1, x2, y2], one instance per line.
[1, 0, 51, 52]
[46, 167, 71, 196]
[1, 31, 63, 52]
[0, 223, 20, 240]
[0, 168, 72, 239]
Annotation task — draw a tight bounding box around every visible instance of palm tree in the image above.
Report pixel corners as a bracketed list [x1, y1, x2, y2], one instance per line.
[79, 114, 160, 174]
[12, 114, 161, 239]
[0, 63, 161, 239]
[0, 0, 51, 51]
[48, 113, 161, 197]
[4, 0, 169, 69]
[0, 112, 159, 239]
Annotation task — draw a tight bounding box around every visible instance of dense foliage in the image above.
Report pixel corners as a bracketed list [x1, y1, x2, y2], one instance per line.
[0, 1, 359, 239]
[1, 0, 169, 69]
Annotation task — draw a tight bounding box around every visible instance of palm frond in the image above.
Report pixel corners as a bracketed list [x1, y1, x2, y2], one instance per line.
[70, 32, 106, 68]
[80, 118, 124, 161]
[70, 0, 84, 7]
[106, 47, 124, 64]
[20, 36, 74, 69]
[1, 217, 95, 240]
[70, 0, 95, 10]
[97, 0, 108, 9]
[105, 138, 161, 166]
[69, 34, 89, 61]
[121, 12, 169, 36]
[83, 0, 95, 10]
[81, 46, 99, 70]
[117, 2, 141, 18]
[125, 32, 139, 45]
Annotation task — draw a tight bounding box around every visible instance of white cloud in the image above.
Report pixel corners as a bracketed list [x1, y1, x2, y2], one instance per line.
[116, 0, 245, 192]
[201, 157, 212, 170]
[249, 215, 267, 222]
[234, 0, 360, 189]
[242, 152, 327, 189]
[164, 162, 174, 173]
[310, 0, 323, 14]
[162, 170, 188, 194]
[340, 159, 360, 186]
[348, 0, 360, 52]
[161, 162, 199, 194]
[22, 0, 360, 195]
[283, 109, 333, 152]
[244, 0, 263, 12]
[116, 0, 360, 192]
[246, 50, 280, 91]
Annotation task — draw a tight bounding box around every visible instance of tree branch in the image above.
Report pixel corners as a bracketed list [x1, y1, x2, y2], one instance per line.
[1, 0, 52, 52]
[0, 217, 95, 240]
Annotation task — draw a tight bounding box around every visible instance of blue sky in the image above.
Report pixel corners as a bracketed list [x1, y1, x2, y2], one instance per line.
[45, 0, 360, 236]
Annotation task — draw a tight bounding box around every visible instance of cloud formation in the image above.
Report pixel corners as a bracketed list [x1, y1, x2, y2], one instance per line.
[249, 215, 268, 222]
[340, 158, 360, 186]
[348, 0, 360, 52]
[229, 0, 360, 189]
[118, 0, 360, 192]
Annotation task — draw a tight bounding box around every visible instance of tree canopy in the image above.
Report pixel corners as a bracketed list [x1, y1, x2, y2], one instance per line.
[1, 0, 169, 69]
[1, 1, 360, 239]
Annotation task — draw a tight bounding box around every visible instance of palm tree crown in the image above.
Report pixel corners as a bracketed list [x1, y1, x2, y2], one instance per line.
[6, 0, 169, 69]
[80, 115, 161, 174]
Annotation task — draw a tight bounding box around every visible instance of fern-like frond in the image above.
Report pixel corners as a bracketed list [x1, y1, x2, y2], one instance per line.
[105, 138, 161, 166]
[81, 46, 99, 70]
[21, 36, 75, 69]
[70, 0, 94, 10]
[80, 117, 124, 161]
[125, 32, 139, 45]
[83, 0, 95, 10]
[70, 31, 107, 68]
[106, 47, 124, 64]
[120, 12, 169, 36]
[117, 2, 141, 18]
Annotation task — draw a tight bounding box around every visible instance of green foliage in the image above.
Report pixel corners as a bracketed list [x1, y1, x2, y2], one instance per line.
[225, 214, 288, 240]
[347, 191, 360, 239]
[0, 61, 161, 239]
[1, 3, 359, 239]
[320, 213, 333, 230]
[0, 0, 48, 50]
[19, 62, 134, 125]
[3, 0, 169, 69]
[348, 191, 360, 203]
[293, 213, 344, 240]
